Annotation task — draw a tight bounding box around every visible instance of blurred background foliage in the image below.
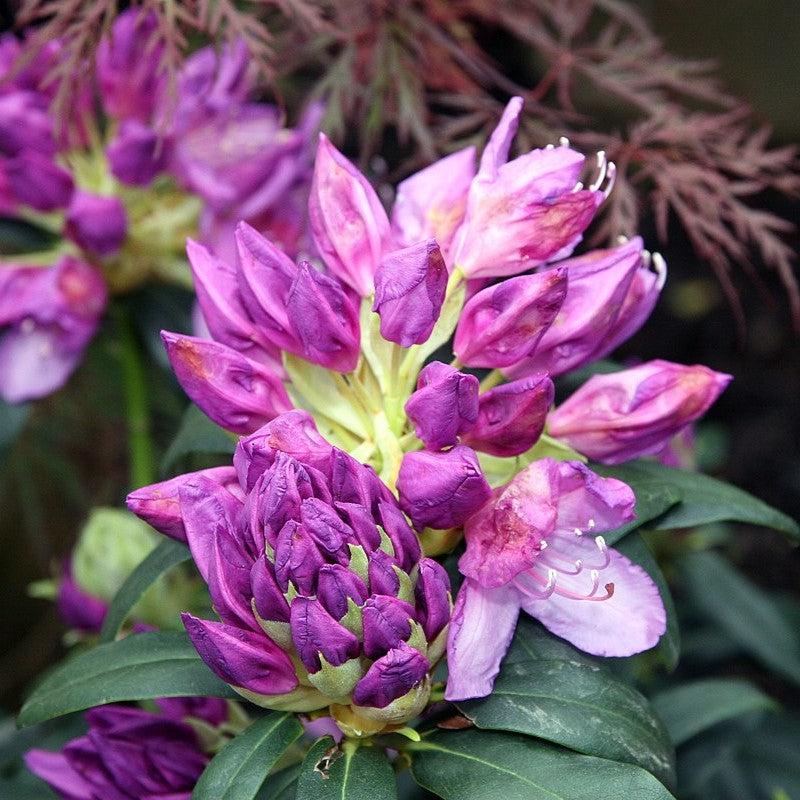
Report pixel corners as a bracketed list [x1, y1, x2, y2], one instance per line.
[1, 1, 799, 797]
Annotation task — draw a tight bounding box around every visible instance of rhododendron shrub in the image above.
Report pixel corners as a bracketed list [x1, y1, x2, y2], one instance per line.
[13, 96, 798, 800]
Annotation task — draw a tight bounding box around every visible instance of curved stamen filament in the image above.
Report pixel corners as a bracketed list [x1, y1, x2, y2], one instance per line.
[514, 570, 556, 600]
[539, 551, 583, 575]
[517, 568, 616, 602]
[590, 151, 608, 191]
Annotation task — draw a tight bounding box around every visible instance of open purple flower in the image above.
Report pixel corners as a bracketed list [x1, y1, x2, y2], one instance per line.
[446, 458, 666, 699]
[128, 412, 451, 728]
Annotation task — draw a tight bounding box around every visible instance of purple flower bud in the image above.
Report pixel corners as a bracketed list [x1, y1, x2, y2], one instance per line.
[290, 596, 360, 673]
[453, 268, 567, 368]
[548, 360, 732, 464]
[251, 554, 290, 622]
[26, 705, 210, 800]
[404, 362, 479, 451]
[415, 558, 451, 640]
[0, 91, 54, 157]
[504, 238, 657, 378]
[397, 445, 492, 530]
[337, 502, 382, 551]
[107, 120, 168, 185]
[156, 696, 229, 727]
[5, 151, 73, 211]
[0, 257, 106, 403]
[301, 497, 354, 559]
[330, 448, 392, 510]
[462, 374, 554, 457]
[182, 613, 298, 696]
[126, 466, 242, 542]
[57, 561, 108, 632]
[353, 643, 430, 709]
[378, 501, 422, 572]
[274, 519, 325, 594]
[97, 10, 164, 122]
[449, 97, 605, 279]
[161, 332, 292, 435]
[64, 191, 128, 257]
[233, 410, 333, 490]
[362, 595, 416, 658]
[317, 563, 368, 620]
[309, 133, 390, 296]
[372, 240, 447, 347]
[368, 548, 402, 596]
[391, 147, 476, 258]
[286, 261, 361, 373]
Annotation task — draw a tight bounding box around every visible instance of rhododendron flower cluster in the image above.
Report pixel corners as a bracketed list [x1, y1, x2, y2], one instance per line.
[123, 95, 732, 712]
[0, 9, 317, 402]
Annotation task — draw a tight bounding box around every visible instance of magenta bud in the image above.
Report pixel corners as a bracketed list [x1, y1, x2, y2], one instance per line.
[57, 562, 108, 633]
[414, 558, 451, 640]
[161, 331, 292, 435]
[368, 548, 401, 597]
[5, 151, 73, 211]
[317, 563, 368, 620]
[362, 595, 416, 658]
[156, 696, 229, 727]
[549, 360, 732, 464]
[125, 466, 241, 542]
[337, 502, 382, 552]
[372, 240, 447, 346]
[182, 613, 298, 695]
[300, 498, 354, 559]
[453, 268, 567, 368]
[330, 448, 392, 510]
[391, 147, 476, 257]
[404, 362, 479, 451]
[378, 501, 422, 572]
[286, 261, 360, 373]
[0, 92, 54, 157]
[65, 191, 128, 257]
[97, 9, 163, 122]
[397, 445, 492, 530]
[462, 374, 554, 457]
[290, 596, 360, 673]
[449, 97, 604, 279]
[274, 520, 325, 594]
[107, 120, 167, 185]
[504, 238, 656, 378]
[251, 554, 290, 623]
[353, 642, 430, 709]
[309, 133, 390, 296]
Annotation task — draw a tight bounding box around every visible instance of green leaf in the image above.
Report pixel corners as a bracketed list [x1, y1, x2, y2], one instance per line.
[17, 632, 237, 727]
[605, 484, 682, 546]
[596, 461, 799, 539]
[614, 533, 680, 670]
[411, 729, 676, 800]
[677, 551, 800, 686]
[0, 398, 28, 454]
[99, 539, 192, 643]
[296, 737, 397, 800]
[162, 404, 236, 473]
[192, 712, 303, 800]
[256, 764, 302, 800]
[457, 618, 675, 786]
[651, 679, 777, 746]
[0, 216, 59, 254]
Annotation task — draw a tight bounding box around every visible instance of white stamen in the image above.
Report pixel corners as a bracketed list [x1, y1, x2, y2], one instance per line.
[590, 150, 608, 191]
[559, 136, 570, 148]
[572, 181, 584, 193]
[602, 162, 617, 198]
[652, 252, 668, 289]
[545, 143, 555, 150]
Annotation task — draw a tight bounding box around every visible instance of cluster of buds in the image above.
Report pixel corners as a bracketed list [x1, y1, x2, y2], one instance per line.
[130, 95, 732, 706]
[129, 411, 451, 733]
[26, 698, 230, 799]
[0, 10, 317, 403]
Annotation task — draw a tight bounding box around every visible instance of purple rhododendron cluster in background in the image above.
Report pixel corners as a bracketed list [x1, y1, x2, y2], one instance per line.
[0, 9, 317, 403]
[122, 94, 732, 711]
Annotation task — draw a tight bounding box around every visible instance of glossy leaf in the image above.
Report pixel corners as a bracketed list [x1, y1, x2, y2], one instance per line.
[17, 632, 237, 727]
[596, 461, 799, 539]
[651, 679, 777, 746]
[457, 617, 675, 786]
[604, 484, 682, 546]
[411, 729, 676, 800]
[677, 551, 800, 687]
[162, 404, 236, 473]
[193, 712, 303, 800]
[296, 736, 397, 800]
[100, 539, 192, 643]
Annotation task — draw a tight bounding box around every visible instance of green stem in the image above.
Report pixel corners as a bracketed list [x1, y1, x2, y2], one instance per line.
[479, 369, 504, 392]
[116, 306, 156, 489]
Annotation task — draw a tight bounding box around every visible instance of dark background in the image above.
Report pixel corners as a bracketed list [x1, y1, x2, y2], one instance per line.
[0, 0, 798, 712]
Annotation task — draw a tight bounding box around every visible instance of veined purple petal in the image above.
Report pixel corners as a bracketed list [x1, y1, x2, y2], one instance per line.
[290, 596, 360, 673]
[415, 558, 451, 640]
[362, 595, 416, 659]
[317, 563, 368, 620]
[353, 643, 429, 709]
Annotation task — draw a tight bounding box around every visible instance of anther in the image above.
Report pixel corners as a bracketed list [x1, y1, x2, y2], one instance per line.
[589, 151, 608, 191]
[559, 136, 570, 148]
[652, 252, 668, 289]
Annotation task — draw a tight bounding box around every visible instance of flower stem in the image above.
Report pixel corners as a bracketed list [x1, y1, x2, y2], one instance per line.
[479, 369, 504, 392]
[116, 305, 156, 489]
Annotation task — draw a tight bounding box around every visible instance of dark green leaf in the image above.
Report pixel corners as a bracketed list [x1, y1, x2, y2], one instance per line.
[677, 551, 800, 687]
[193, 713, 303, 800]
[0, 398, 28, 454]
[100, 540, 192, 643]
[411, 729, 676, 800]
[17, 632, 237, 727]
[256, 764, 302, 800]
[651, 679, 777, 746]
[604, 484, 682, 546]
[596, 461, 799, 539]
[0, 216, 59, 254]
[296, 737, 397, 800]
[615, 533, 680, 670]
[162, 404, 236, 474]
[457, 618, 675, 786]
